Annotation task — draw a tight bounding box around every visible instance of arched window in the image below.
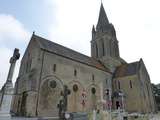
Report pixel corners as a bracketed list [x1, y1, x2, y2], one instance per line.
[53, 64, 56, 72]
[110, 40, 112, 57]
[73, 84, 78, 92]
[95, 43, 98, 57]
[74, 69, 77, 77]
[102, 40, 105, 56]
[115, 43, 119, 57]
[91, 87, 96, 94]
[118, 81, 120, 89]
[130, 80, 132, 88]
[92, 74, 95, 81]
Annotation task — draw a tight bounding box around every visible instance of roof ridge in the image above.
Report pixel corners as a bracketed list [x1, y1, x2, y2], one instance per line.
[32, 34, 111, 73]
[34, 34, 94, 60]
[114, 60, 140, 78]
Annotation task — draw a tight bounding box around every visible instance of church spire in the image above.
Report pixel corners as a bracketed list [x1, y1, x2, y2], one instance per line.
[96, 3, 109, 32]
[91, 2, 120, 60]
[92, 25, 96, 39]
[92, 25, 96, 33]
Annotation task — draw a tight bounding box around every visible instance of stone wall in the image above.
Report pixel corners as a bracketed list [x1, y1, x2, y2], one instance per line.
[138, 60, 156, 113]
[113, 75, 144, 113]
[112, 60, 156, 113]
[36, 50, 112, 117]
[13, 44, 112, 117]
[11, 38, 42, 116]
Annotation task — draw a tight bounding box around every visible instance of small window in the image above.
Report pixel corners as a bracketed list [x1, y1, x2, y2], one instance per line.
[91, 87, 96, 94]
[95, 43, 98, 57]
[49, 80, 57, 89]
[118, 81, 120, 89]
[102, 40, 105, 56]
[53, 64, 56, 72]
[92, 74, 95, 81]
[74, 69, 77, 76]
[130, 80, 132, 88]
[73, 84, 78, 92]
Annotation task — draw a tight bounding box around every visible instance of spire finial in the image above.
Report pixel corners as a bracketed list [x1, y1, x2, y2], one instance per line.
[92, 25, 96, 33]
[96, 1, 109, 31]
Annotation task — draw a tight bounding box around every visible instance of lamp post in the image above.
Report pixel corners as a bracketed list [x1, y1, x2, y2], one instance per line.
[105, 88, 112, 120]
[118, 91, 125, 120]
[118, 91, 125, 112]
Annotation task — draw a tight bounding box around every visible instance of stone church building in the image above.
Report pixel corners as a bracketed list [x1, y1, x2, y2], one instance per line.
[11, 3, 156, 117]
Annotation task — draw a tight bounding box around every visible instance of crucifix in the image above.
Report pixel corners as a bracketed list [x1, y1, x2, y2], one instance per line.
[0, 48, 20, 117]
[6, 48, 20, 83]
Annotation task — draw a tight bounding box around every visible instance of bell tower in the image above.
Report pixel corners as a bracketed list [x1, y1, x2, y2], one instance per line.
[91, 3, 121, 70]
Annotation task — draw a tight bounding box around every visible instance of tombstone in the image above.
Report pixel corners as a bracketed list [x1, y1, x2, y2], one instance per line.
[0, 48, 20, 117]
[70, 112, 88, 120]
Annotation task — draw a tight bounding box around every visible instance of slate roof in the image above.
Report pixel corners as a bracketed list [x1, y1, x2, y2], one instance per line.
[114, 61, 140, 78]
[33, 34, 111, 73]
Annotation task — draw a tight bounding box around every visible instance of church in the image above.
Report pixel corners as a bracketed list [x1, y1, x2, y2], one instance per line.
[11, 3, 156, 117]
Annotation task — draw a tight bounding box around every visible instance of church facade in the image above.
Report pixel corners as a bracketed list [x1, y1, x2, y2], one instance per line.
[11, 3, 156, 117]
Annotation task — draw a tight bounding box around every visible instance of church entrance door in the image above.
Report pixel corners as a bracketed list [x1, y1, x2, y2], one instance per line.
[116, 101, 120, 109]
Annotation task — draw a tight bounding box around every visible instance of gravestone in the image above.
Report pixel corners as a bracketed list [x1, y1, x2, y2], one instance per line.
[70, 112, 88, 120]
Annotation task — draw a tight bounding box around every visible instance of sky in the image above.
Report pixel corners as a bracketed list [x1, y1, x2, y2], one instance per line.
[0, 0, 160, 88]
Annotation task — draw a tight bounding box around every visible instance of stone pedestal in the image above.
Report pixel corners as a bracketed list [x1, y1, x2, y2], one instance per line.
[0, 82, 14, 118]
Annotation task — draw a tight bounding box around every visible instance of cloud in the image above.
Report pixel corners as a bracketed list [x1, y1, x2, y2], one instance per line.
[48, 0, 100, 55]
[0, 14, 30, 88]
[0, 14, 30, 48]
[47, 0, 160, 84]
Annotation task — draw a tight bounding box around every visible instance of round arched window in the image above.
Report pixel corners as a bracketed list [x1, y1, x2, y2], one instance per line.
[49, 80, 57, 89]
[73, 84, 78, 92]
[91, 87, 96, 94]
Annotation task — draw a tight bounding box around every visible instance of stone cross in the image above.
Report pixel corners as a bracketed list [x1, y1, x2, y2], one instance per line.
[0, 48, 20, 117]
[6, 48, 20, 83]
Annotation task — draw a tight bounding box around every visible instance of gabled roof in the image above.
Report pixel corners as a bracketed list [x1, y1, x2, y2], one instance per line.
[114, 61, 140, 78]
[32, 34, 111, 73]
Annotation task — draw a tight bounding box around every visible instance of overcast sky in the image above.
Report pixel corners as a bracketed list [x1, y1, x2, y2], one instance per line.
[0, 0, 160, 88]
